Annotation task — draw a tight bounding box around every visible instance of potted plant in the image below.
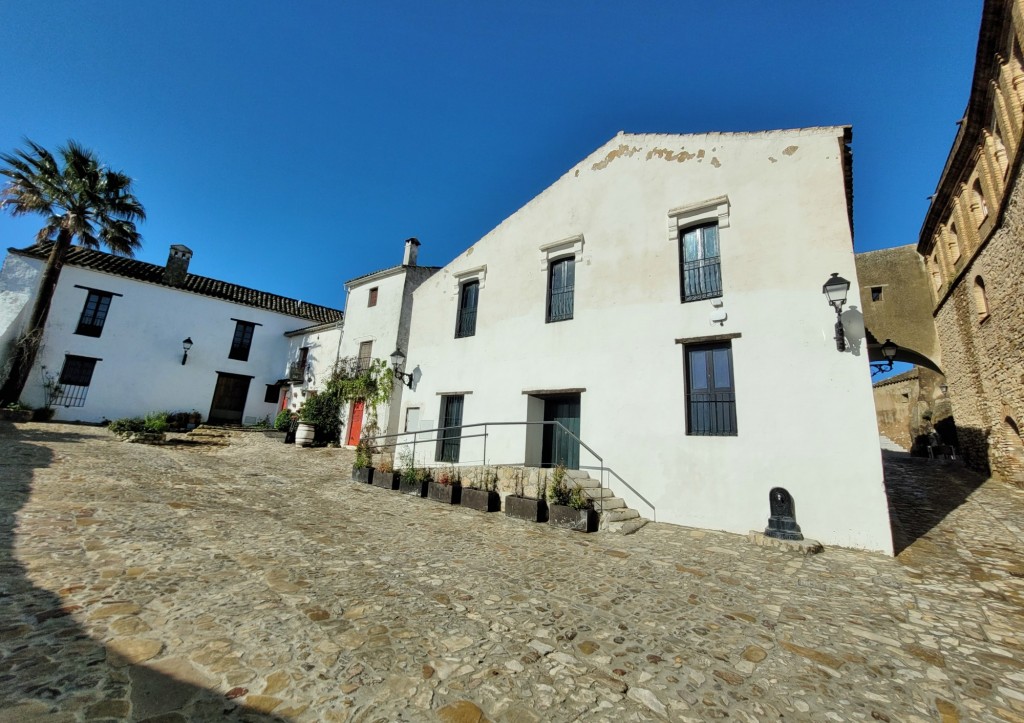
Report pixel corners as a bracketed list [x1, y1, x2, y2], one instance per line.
[352, 441, 374, 484]
[428, 467, 462, 505]
[504, 468, 548, 523]
[398, 464, 429, 497]
[460, 467, 501, 512]
[0, 402, 34, 423]
[546, 465, 597, 532]
[372, 456, 399, 490]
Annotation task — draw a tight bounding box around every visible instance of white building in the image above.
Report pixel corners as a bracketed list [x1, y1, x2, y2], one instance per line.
[382, 127, 892, 553]
[335, 239, 439, 446]
[281, 319, 345, 415]
[0, 242, 342, 424]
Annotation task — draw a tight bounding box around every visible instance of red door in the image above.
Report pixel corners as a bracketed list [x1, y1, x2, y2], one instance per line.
[347, 400, 365, 446]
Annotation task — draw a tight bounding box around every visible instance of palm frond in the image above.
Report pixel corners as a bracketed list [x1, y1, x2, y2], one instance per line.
[98, 219, 142, 256]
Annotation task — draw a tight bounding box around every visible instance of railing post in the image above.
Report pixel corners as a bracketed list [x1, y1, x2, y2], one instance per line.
[483, 423, 488, 468]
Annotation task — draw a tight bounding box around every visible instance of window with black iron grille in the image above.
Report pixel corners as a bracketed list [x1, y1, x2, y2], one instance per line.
[455, 280, 479, 338]
[53, 355, 99, 408]
[357, 341, 373, 372]
[75, 290, 114, 337]
[229, 321, 256, 361]
[435, 394, 464, 463]
[685, 342, 737, 436]
[547, 257, 574, 322]
[680, 222, 722, 302]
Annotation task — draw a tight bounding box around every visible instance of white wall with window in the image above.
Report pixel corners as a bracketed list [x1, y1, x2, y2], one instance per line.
[392, 128, 893, 553]
[0, 257, 330, 424]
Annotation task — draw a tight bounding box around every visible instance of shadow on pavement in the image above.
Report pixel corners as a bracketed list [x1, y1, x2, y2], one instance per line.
[0, 422, 286, 721]
[882, 449, 989, 556]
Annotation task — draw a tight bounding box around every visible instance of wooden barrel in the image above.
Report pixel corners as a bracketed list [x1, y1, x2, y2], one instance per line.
[295, 423, 316, 447]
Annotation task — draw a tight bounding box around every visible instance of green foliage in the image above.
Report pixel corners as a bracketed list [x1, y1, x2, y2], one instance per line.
[274, 410, 293, 431]
[402, 466, 432, 486]
[109, 417, 146, 435]
[546, 464, 589, 508]
[297, 357, 394, 445]
[354, 440, 372, 469]
[5, 401, 28, 411]
[249, 415, 271, 429]
[143, 411, 169, 433]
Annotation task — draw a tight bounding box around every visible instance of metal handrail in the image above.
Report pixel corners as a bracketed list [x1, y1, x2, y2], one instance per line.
[364, 420, 656, 519]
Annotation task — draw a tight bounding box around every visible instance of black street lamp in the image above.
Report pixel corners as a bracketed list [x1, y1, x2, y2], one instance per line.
[870, 339, 899, 376]
[822, 272, 851, 351]
[389, 347, 414, 388]
[181, 337, 194, 366]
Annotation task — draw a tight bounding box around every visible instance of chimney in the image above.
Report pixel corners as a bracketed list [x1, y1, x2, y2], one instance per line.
[403, 237, 420, 266]
[164, 244, 193, 286]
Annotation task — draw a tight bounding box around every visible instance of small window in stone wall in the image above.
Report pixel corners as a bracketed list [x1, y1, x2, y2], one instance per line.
[929, 253, 943, 292]
[973, 276, 990, 321]
[870, 286, 883, 302]
[971, 179, 988, 225]
[946, 222, 961, 264]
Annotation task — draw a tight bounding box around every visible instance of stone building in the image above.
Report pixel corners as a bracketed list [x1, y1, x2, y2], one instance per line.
[871, 368, 954, 454]
[918, 0, 1024, 482]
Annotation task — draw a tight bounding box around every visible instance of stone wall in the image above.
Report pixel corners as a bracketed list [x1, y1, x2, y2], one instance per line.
[871, 368, 954, 453]
[935, 168, 1024, 483]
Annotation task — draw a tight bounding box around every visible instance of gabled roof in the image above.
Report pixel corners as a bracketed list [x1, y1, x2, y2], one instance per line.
[344, 263, 442, 287]
[11, 243, 343, 325]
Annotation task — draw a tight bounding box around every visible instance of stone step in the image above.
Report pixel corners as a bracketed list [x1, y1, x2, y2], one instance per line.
[601, 508, 639, 522]
[565, 469, 592, 480]
[604, 517, 650, 535]
[573, 478, 601, 489]
[594, 497, 626, 510]
[582, 486, 615, 499]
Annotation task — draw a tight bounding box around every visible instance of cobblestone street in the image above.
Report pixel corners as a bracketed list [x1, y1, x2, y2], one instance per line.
[1, 423, 1024, 722]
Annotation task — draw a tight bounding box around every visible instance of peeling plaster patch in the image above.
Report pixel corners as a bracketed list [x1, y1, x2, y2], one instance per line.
[465, 246, 474, 256]
[646, 147, 698, 163]
[591, 144, 642, 170]
[769, 157, 778, 163]
[710, 157, 721, 168]
[783, 145, 799, 156]
[574, 169, 579, 177]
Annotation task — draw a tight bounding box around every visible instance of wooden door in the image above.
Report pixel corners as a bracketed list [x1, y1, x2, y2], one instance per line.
[542, 394, 581, 469]
[347, 400, 365, 446]
[209, 373, 252, 424]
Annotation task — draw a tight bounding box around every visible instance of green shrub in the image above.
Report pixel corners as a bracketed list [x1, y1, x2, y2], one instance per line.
[354, 440, 372, 468]
[547, 464, 590, 508]
[144, 411, 170, 434]
[109, 417, 146, 435]
[274, 409, 293, 431]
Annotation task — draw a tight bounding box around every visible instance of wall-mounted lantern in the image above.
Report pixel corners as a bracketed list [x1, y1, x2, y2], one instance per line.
[181, 337, 194, 366]
[389, 347, 414, 388]
[822, 272, 851, 351]
[870, 339, 898, 377]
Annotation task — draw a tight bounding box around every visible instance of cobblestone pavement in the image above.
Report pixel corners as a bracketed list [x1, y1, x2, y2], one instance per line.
[1, 424, 1024, 722]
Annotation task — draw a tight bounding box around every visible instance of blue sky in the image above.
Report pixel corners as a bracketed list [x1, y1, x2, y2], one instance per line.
[0, 1, 982, 313]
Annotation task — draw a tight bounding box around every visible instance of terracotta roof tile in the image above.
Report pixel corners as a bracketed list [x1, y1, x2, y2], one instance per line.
[13, 243, 343, 325]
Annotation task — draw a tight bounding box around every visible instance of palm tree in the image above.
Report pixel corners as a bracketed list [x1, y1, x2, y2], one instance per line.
[0, 140, 145, 405]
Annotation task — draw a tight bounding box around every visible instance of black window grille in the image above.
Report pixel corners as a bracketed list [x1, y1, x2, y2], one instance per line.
[229, 321, 256, 361]
[686, 342, 737, 436]
[680, 223, 722, 302]
[455, 281, 479, 338]
[53, 355, 98, 408]
[75, 291, 113, 337]
[547, 257, 575, 323]
[435, 394, 464, 463]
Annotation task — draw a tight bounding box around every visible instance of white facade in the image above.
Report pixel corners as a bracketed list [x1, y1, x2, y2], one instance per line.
[391, 128, 893, 553]
[281, 320, 345, 413]
[0, 245, 342, 425]
[336, 241, 438, 445]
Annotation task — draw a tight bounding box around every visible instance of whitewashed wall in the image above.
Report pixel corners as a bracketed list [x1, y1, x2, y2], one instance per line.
[6, 258, 322, 425]
[282, 322, 344, 413]
[337, 262, 438, 444]
[396, 128, 893, 554]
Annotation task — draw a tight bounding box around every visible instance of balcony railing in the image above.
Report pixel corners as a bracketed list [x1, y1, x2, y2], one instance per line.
[687, 392, 737, 436]
[547, 287, 574, 322]
[455, 307, 477, 338]
[681, 256, 722, 301]
[288, 362, 307, 382]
